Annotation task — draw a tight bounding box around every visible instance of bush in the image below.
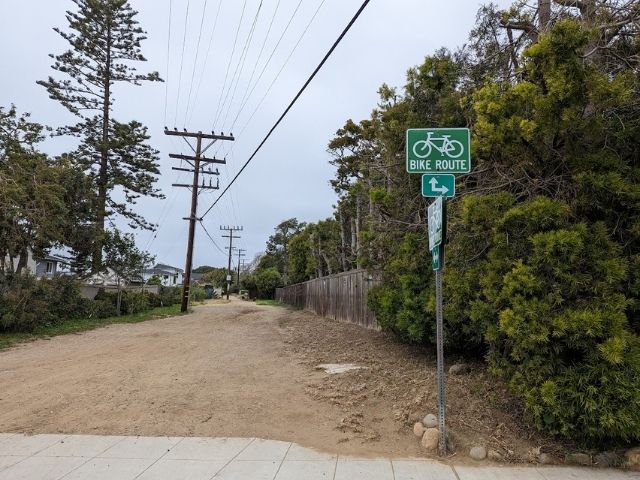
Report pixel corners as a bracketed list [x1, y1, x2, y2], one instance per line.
[189, 285, 206, 302]
[255, 267, 283, 299]
[159, 286, 181, 306]
[0, 274, 89, 331]
[369, 194, 640, 444]
[120, 290, 150, 315]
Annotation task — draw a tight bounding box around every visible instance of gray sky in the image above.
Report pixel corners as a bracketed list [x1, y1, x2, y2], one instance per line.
[0, 0, 510, 270]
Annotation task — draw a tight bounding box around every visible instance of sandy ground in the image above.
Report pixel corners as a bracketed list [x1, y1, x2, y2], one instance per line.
[0, 298, 557, 460]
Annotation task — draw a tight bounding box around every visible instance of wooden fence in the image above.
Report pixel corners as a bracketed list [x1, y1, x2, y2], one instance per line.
[275, 269, 379, 329]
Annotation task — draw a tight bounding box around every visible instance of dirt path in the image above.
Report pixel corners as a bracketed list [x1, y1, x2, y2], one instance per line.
[0, 298, 556, 460]
[0, 299, 419, 457]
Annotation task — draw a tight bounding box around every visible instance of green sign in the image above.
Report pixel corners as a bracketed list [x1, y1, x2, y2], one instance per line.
[431, 245, 442, 271]
[422, 174, 455, 198]
[428, 197, 444, 250]
[406, 128, 471, 173]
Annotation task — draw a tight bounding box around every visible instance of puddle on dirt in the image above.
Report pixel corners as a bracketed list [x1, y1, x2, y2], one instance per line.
[316, 363, 364, 374]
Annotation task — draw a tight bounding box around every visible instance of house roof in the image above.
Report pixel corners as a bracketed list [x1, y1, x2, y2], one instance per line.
[153, 263, 183, 273]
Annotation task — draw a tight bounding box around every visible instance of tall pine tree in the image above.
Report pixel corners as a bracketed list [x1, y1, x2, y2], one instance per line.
[38, 0, 163, 272]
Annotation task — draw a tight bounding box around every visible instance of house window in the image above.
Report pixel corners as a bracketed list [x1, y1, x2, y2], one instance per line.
[173, 275, 177, 285]
[46, 262, 53, 273]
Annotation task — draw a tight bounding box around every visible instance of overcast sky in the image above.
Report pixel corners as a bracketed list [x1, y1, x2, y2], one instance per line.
[0, 0, 511, 271]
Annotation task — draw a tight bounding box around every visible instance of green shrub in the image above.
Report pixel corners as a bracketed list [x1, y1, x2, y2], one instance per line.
[369, 194, 640, 443]
[255, 267, 283, 299]
[120, 291, 150, 315]
[189, 285, 206, 302]
[471, 196, 640, 443]
[0, 274, 89, 331]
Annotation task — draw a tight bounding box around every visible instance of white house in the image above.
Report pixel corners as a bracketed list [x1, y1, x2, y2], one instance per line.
[142, 263, 184, 286]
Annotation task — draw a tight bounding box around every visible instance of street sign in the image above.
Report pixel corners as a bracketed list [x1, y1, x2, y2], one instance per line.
[406, 128, 471, 173]
[431, 245, 441, 271]
[226, 274, 232, 282]
[422, 174, 455, 198]
[428, 197, 444, 250]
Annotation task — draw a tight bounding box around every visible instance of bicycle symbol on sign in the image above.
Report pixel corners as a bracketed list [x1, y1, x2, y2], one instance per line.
[412, 131, 464, 159]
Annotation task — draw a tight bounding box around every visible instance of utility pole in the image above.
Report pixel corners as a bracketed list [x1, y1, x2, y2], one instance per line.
[221, 226, 243, 300]
[165, 128, 234, 312]
[236, 248, 246, 287]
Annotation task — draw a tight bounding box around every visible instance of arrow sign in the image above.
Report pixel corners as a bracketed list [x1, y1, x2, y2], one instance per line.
[422, 174, 455, 198]
[430, 177, 449, 195]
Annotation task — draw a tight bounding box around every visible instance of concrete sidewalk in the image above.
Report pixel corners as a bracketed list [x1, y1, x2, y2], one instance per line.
[0, 433, 636, 480]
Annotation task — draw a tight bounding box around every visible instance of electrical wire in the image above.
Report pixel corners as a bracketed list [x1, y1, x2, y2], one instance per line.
[225, 0, 326, 144]
[226, 0, 303, 134]
[183, 0, 210, 126]
[214, 0, 263, 130]
[229, 0, 282, 131]
[186, 0, 224, 126]
[212, 0, 248, 130]
[163, 0, 173, 126]
[173, 0, 191, 127]
[199, 220, 229, 257]
[200, 0, 371, 220]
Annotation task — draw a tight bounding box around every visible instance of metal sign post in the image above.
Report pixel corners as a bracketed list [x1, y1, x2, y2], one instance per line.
[430, 198, 447, 455]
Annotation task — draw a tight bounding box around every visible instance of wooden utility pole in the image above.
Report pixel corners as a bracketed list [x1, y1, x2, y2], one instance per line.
[165, 129, 234, 312]
[236, 248, 246, 287]
[221, 226, 243, 300]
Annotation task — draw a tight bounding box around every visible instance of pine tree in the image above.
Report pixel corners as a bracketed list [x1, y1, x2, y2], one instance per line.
[38, 0, 163, 272]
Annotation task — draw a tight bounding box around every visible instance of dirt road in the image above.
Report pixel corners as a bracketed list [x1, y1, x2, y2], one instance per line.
[0, 299, 552, 460]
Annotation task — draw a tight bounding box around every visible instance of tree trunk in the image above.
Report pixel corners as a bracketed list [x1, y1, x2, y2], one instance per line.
[93, 15, 113, 273]
[116, 277, 122, 316]
[539, 0, 552, 32]
[15, 248, 28, 276]
[338, 207, 347, 271]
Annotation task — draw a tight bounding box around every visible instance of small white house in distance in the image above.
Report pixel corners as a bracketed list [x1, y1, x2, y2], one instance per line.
[35, 254, 69, 279]
[143, 263, 184, 286]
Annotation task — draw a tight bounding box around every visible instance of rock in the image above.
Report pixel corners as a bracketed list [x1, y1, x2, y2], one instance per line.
[470, 446, 487, 461]
[413, 422, 425, 438]
[594, 451, 620, 468]
[421, 428, 439, 451]
[538, 453, 556, 465]
[445, 431, 456, 452]
[566, 453, 591, 466]
[488, 449, 503, 462]
[625, 447, 640, 470]
[448, 363, 471, 375]
[423, 413, 438, 428]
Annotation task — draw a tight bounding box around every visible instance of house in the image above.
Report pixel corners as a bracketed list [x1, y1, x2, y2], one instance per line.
[34, 254, 69, 279]
[142, 263, 184, 286]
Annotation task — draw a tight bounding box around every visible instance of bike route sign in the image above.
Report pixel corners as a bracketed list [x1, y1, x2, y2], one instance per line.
[406, 128, 471, 174]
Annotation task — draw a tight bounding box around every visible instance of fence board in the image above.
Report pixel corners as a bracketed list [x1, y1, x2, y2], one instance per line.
[276, 269, 379, 329]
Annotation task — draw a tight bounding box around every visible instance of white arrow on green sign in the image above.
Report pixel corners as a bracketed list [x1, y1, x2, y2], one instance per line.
[406, 128, 471, 173]
[422, 174, 455, 198]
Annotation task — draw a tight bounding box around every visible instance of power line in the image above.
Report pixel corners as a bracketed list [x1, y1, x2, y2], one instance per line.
[186, 0, 224, 125]
[229, 0, 282, 131]
[212, 0, 248, 130]
[173, 0, 191, 127]
[163, 0, 173, 126]
[213, 0, 263, 130]
[226, 0, 326, 140]
[183, 0, 210, 126]
[218, 0, 264, 131]
[201, 0, 371, 220]
[226, 0, 303, 134]
[199, 220, 227, 256]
